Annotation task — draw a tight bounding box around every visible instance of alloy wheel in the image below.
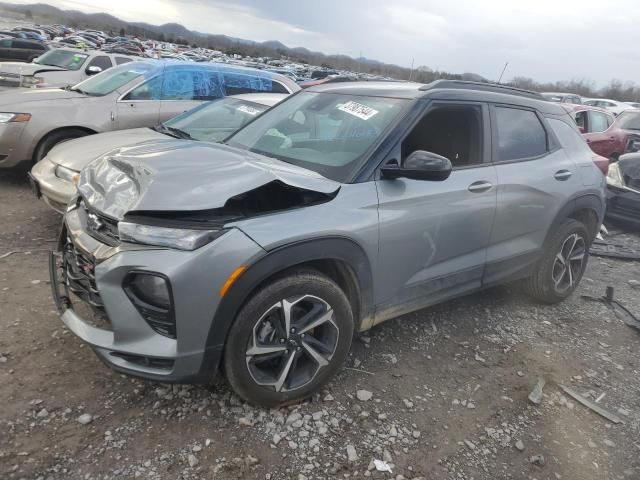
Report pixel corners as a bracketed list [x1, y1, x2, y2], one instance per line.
[551, 233, 586, 293]
[245, 295, 339, 392]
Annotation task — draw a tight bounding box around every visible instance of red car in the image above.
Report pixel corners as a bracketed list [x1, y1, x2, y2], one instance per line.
[563, 105, 628, 161]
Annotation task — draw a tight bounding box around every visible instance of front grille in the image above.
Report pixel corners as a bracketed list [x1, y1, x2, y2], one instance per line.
[62, 239, 103, 308]
[79, 200, 120, 246]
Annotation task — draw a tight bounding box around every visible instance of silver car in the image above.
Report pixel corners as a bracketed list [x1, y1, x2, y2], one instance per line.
[51, 80, 606, 407]
[0, 60, 300, 169]
[30, 93, 288, 213]
[0, 48, 135, 89]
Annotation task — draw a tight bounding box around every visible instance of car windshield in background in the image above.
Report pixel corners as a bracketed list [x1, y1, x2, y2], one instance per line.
[70, 63, 156, 96]
[164, 97, 269, 143]
[616, 110, 640, 131]
[542, 93, 563, 102]
[34, 50, 89, 70]
[226, 92, 406, 182]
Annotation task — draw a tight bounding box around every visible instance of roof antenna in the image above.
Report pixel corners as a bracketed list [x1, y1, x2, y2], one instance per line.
[497, 61, 509, 84]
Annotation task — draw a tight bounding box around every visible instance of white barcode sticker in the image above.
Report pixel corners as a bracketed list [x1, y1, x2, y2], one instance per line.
[337, 101, 379, 120]
[237, 104, 261, 116]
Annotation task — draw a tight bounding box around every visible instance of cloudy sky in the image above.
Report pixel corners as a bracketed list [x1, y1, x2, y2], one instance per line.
[8, 0, 640, 85]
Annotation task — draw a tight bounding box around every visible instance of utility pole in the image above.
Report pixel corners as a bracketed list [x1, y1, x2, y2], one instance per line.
[408, 57, 415, 82]
[498, 61, 509, 84]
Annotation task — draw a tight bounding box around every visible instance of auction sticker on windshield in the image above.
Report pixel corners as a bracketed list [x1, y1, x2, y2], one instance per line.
[237, 105, 261, 116]
[337, 101, 379, 121]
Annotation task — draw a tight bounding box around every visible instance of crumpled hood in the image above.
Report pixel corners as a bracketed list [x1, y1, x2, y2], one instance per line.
[78, 140, 341, 220]
[0, 86, 84, 106]
[0, 62, 66, 76]
[48, 128, 168, 171]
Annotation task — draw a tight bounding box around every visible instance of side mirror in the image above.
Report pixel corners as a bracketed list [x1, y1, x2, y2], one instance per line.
[86, 65, 102, 75]
[381, 150, 453, 181]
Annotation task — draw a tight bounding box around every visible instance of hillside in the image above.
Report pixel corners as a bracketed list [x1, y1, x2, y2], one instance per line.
[0, 1, 484, 83]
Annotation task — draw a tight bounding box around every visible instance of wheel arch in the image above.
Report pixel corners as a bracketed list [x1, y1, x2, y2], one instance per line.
[200, 236, 375, 375]
[32, 126, 98, 163]
[545, 194, 603, 245]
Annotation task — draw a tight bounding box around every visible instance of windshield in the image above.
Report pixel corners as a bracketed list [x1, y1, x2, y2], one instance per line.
[542, 93, 563, 102]
[164, 97, 270, 143]
[617, 110, 640, 130]
[226, 92, 407, 182]
[34, 50, 89, 70]
[70, 62, 157, 96]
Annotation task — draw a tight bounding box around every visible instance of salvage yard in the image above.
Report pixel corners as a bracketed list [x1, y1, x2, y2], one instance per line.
[1, 169, 639, 479]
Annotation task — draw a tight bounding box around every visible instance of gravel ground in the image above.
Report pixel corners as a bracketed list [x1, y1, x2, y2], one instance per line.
[1, 168, 639, 480]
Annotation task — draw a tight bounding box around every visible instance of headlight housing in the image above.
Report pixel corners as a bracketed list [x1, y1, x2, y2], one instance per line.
[606, 162, 625, 188]
[118, 221, 226, 251]
[55, 165, 80, 184]
[21, 76, 43, 87]
[0, 112, 31, 123]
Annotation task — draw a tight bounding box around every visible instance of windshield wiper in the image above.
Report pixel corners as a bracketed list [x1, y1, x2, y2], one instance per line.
[156, 124, 193, 140]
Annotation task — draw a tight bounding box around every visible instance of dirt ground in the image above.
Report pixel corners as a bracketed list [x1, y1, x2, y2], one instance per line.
[1, 168, 639, 480]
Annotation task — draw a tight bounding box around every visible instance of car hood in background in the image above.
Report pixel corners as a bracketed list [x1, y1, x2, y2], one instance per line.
[0, 86, 85, 106]
[47, 128, 168, 171]
[0, 62, 67, 76]
[78, 141, 341, 220]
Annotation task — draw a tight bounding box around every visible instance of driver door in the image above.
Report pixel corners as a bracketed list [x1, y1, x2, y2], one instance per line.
[374, 101, 497, 321]
[116, 75, 162, 130]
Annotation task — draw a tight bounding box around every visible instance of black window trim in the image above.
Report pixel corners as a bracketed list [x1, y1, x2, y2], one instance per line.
[489, 103, 559, 165]
[358, 99, 494, 182]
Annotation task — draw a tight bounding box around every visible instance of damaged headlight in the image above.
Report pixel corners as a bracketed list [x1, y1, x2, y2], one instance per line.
[606, 162, 625, 188]
[118, 222, 226, 251]
[55, 165, 80, 184]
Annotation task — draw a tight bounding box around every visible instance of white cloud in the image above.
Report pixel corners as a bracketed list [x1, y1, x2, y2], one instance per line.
[5, 0, 640, 85]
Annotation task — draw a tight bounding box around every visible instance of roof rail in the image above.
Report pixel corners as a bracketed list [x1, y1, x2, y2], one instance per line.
[419, 80, 544, 100]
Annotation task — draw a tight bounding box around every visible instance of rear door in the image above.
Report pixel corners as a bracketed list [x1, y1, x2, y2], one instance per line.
[0, 39, 12, 61]
[11, 40, 36, 61]
[159, 66, 223, 121]
[485, 105, 583, 285]
[584, 110, 614, 158]
[375, 101, 497, 319]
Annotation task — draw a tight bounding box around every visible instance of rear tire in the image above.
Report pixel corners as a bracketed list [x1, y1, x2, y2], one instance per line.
[34, 129, 89, 163]
[524, 219, 590, 304]
[224, 269, 354, 407]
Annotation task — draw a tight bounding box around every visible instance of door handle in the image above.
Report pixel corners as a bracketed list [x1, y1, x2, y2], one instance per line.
[468, 181, 493, 193]
[554, 170, 572, 181]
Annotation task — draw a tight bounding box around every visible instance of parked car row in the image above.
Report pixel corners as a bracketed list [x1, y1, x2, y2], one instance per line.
[0, 22, 394, 88]
[0, 60, 299, 171]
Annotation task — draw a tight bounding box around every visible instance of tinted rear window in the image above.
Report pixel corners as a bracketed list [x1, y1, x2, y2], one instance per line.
[495, 107, 547, 161]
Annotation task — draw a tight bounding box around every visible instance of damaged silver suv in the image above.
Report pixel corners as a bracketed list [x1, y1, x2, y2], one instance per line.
[51, 80, 606, 406]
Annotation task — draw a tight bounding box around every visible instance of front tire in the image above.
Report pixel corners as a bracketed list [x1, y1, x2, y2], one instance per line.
[524, 219, 590, 303]
[224, 269, 354, 407]
[34, 129, 89, 163]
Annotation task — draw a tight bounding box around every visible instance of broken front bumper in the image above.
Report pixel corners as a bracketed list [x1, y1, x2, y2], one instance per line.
[49, 204, 266, 383]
